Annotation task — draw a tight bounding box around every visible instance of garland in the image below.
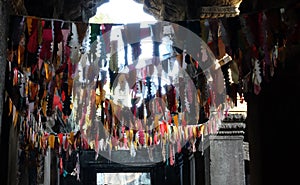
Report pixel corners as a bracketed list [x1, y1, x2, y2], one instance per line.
[7, 16, 236, 172]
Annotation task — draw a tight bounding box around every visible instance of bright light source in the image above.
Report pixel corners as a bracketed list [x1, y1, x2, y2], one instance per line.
[89, 0, 156, 24]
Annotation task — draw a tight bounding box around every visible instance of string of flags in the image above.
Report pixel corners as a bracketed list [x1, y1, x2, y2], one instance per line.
[7, 15, 226, 162]
[6, 6, 290, 172]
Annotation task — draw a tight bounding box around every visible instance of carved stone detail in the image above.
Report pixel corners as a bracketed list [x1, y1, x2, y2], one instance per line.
[217, 122, 246, 135]
[9, 0, 109, 21]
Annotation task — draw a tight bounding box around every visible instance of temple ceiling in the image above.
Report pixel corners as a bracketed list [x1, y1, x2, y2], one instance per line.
[9, 0, 299, 21]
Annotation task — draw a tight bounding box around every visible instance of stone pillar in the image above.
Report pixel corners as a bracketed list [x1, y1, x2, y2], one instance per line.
[203, 122, 246, 185]
[0, 1, 8, 184]
[44, 147, 51, 185]
[0, 0, 8, 145]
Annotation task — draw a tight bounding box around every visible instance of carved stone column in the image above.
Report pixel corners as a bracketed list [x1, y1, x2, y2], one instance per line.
[0, 1, 8, 184]
[203, 122, 246, 185]
[0, 0, 8, 146]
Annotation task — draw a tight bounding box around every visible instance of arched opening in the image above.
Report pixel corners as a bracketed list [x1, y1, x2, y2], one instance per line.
[89, 0, 156, 24]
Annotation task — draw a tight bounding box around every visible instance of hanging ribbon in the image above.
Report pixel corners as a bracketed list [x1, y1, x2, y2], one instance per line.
[48, 134, 55, 149]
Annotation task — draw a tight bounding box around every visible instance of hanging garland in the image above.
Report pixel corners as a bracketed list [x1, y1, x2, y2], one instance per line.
[9, 14, 283, 172]
[5, 15, 217, 148]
